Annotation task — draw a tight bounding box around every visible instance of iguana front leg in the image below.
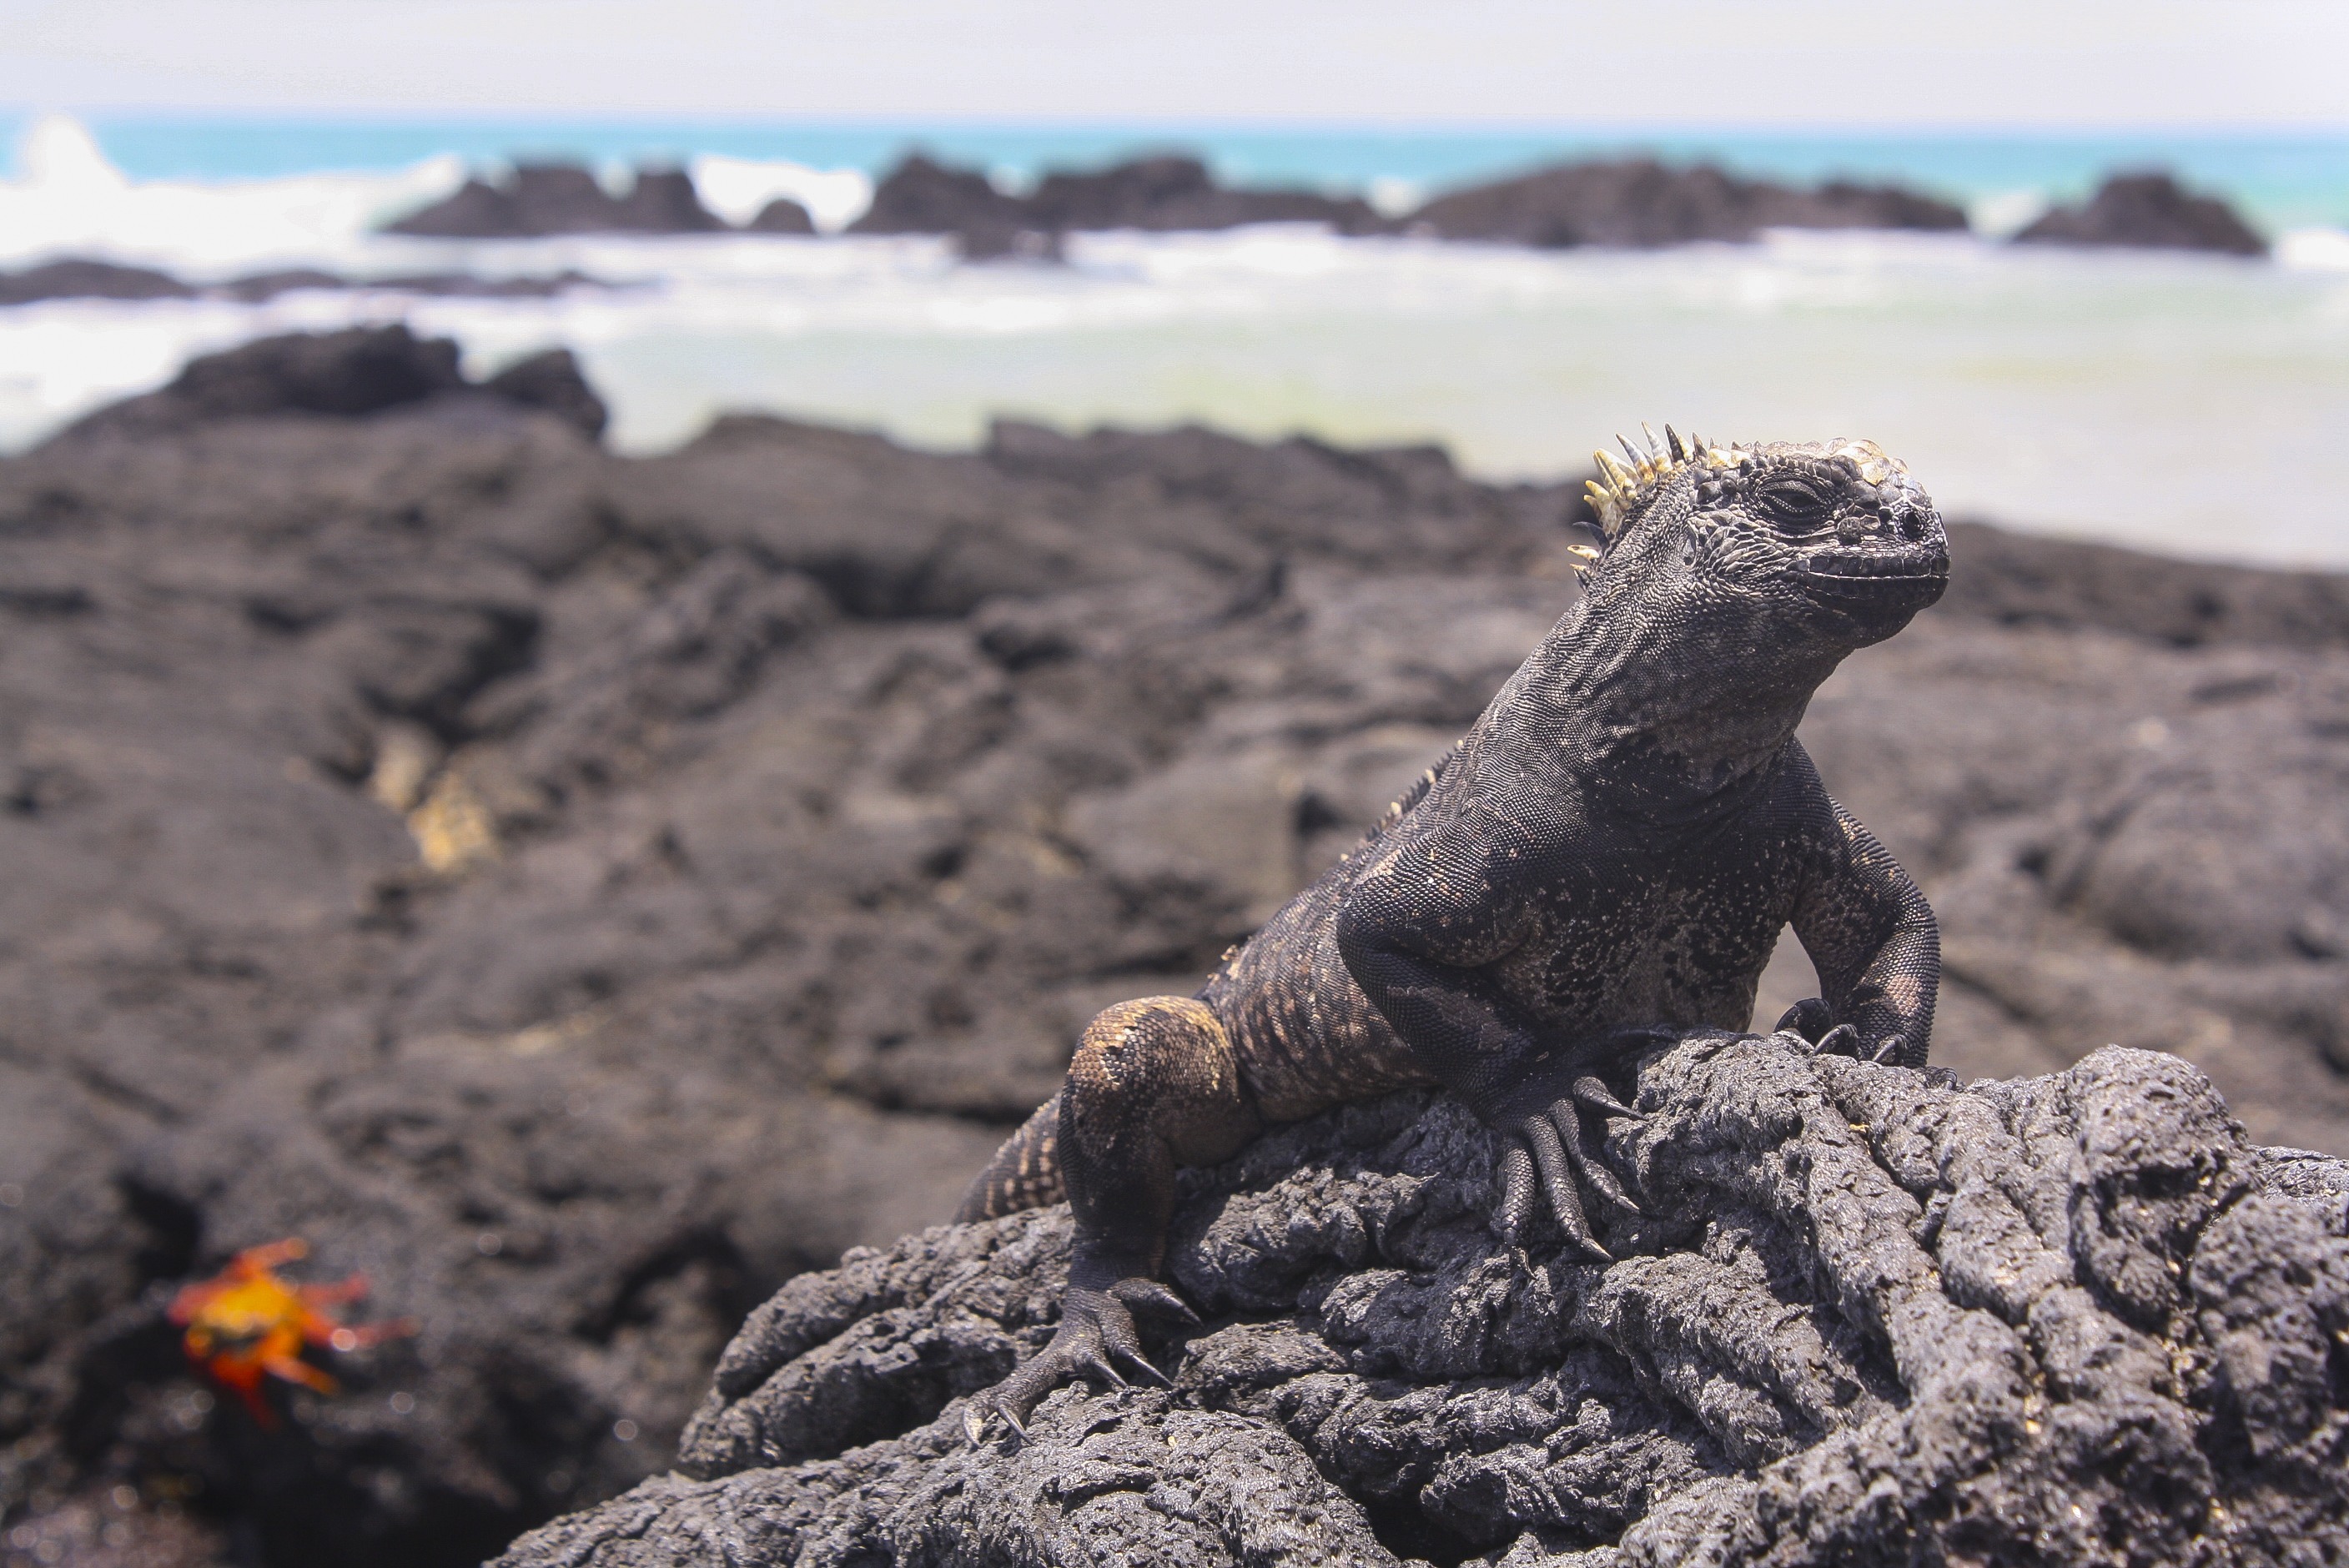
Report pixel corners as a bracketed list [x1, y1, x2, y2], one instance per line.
[1335, 830, 1641, 1259]
[963, 996, 1258, 1443]
[1778, 786, 1939, 1068]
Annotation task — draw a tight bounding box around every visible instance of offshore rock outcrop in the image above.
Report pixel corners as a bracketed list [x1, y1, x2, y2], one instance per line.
[384, 163, 724, 238]
[2014, 172, 2267, 257]
[1405, 158, 1969, 248]
[374, 149, 1971, 254]
[498, 1033, 2349, 1567]
[844, 152, 1384, 251]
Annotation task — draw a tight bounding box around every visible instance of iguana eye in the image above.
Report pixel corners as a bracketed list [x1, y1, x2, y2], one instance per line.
[1755, 477, 1833, 527]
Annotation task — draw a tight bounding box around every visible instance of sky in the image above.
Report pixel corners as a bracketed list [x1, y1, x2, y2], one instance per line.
[1, 0, 2345, 127]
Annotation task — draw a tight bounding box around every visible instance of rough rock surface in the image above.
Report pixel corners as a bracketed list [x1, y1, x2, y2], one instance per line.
[2014, 172, 2267, 256]
[1405, 159, 1969, 248]
[3, 329, 2348, 1565]
[497, 1033, 2349, 1567]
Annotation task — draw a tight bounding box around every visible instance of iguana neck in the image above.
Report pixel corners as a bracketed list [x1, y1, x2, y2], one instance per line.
[1508, 593, 1843, 813]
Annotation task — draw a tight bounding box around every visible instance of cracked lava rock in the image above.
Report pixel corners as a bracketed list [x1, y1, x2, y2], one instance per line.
[496, 1032, 2349, 1568]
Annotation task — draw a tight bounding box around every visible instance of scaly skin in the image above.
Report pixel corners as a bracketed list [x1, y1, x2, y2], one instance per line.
[955, 429, 1949, 1441]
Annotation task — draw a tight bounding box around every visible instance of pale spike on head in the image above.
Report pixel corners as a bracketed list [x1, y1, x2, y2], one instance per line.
[1830, 438, 1892, 487]
[1585, 423, 1703, 542]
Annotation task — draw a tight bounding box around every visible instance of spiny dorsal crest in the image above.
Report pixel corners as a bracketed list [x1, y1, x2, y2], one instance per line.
[1582, 422, 1739, 546]
[1580, 429, 1906, 550]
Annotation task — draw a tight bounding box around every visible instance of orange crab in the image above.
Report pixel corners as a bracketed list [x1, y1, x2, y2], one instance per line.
[167, 1239, 416, 1426]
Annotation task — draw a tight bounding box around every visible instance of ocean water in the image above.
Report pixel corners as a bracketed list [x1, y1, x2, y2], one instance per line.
[3, 114, 2346, 568]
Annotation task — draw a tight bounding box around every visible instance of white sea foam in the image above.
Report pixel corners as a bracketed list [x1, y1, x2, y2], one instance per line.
[2276, 227, 2349, 273]
[687, 153, 873, 233]
[4, 117, 2346, 570]
[0, 113, 465, 273]
[1365, 175, 1423, 219]
[1966, 187, 2051, 239]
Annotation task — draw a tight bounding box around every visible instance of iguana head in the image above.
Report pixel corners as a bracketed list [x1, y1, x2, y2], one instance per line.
[1577, 426, 1949, 651]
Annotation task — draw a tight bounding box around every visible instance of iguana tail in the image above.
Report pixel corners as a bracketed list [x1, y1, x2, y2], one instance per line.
[954, 1089, 1066, 1222]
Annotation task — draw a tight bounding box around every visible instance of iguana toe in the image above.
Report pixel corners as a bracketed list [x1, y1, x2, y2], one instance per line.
[1511, 1112, 1615, 1260]
[1551, 1099, 1638, 1215]
[963, 1284, 1173, 1446]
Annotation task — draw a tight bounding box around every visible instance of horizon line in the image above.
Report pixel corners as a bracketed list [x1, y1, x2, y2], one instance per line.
[11, 108, 2349, 138]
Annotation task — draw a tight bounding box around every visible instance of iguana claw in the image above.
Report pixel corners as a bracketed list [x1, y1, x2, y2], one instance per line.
[1776, 1007, 1910, 1068]
[1110, 1277, 1201, 1326]
[962, 1279, 1184, 1445]
[1570, 1075, 1638, 1118]
[1494, 1078, 1642, 1260]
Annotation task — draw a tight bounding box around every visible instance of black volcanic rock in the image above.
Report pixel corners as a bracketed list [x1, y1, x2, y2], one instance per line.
[1024, 153, 1221, 228]
[611, 168, 724, 233]
[952, 221, 1064, 265]
[361, 269, 606, 299]
[847, 154, 1030, 235]
[2014, 171, 2266, 256]
[0, 258, 195, 304]
[383, 163, 722, 238]
[746, 197, 817, 234]
[4, 339, 2349, 1565]
[229, 269, 605, 301]
[485, 349, 611, 441]
[1408, 158, 1968, 248]
[506, 163, 631, 234]
[498, 1037, 2349, 1568]
[215, 267, 350, 301]
[51, 326, 616, 447]
[0, 264, 609, 308]
[1024, 153, 1386, 234]
[1939, 518, 2349, 650]
[850, 153, 1386, 244]
[384, 176, 524, 237]
[58, 324, 466, 436]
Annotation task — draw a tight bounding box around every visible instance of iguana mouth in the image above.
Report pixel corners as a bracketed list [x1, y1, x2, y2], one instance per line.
[1793, 546, 1949, 597]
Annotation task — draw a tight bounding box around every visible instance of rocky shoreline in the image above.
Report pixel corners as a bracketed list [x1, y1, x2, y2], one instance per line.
[372, 152, 2263, 258]
[0, 162, 2263, 317]
[0, 329, 2341, 1565]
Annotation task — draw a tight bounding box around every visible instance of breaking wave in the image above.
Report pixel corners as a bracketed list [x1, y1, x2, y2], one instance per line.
[4, 115, 2346, 569]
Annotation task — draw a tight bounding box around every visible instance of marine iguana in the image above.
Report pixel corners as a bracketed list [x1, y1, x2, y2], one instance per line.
[956, 428, 1949, 1440]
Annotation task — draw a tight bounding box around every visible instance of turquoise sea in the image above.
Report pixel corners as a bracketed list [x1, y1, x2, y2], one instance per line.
[2, 114, 2345, 566]
[33, 117, 2349, 232]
